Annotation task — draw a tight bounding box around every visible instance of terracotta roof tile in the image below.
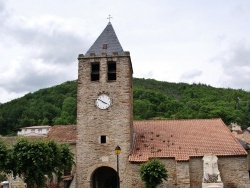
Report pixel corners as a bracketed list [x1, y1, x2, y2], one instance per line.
[47, 125, 76, 143]
[129, 118, 247, 162]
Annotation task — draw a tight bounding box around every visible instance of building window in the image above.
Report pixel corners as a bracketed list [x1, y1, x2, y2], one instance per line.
[91, 62, 100, 81]
[100, 135, 106, 144]
[108, 61, 116, 81]
[103, 44, 107, 49]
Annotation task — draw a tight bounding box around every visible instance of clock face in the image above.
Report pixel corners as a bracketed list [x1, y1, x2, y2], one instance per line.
[96, 94, 111, 109]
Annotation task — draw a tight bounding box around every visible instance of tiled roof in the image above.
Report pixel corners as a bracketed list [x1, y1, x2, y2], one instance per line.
[129, 119, 247, 162]
[46, 125, 76, 143]
[85, 22, 124, 56]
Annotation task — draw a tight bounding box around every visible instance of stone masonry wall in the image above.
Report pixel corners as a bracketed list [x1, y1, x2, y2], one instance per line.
[76, 53, 133, 187]
[159, 159, 177, 188]
[129, 156, 250, 188]
[189, 157, 203, 188]
[218, 156, 250, 188]
[130, 159, 177, 188]
[189, 156, 250, 188]
[176, 161, 190, 188]
[130, 163, 144, 187]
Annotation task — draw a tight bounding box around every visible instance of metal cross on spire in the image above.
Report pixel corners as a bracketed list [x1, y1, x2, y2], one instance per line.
[107, 15, 113, 23]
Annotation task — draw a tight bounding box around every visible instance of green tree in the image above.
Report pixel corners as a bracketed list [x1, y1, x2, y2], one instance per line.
[53, 97, 76, 125]
[41, 103, 60, 125]
[139, 158, 168, 188]
[134, 99, 154, 119]
[2, 78, 250, 134]
[55, 143, 75, 181]
[0, 116, 7, 135]
[0, 139, 8, 172]
[62, 97, 76, 115]
[10, 138, 74, 188]
[0, 172, 7, 182]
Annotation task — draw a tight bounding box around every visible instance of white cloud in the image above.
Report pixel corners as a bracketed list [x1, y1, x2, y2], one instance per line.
[0, 1, 87, 102]
[180, 70, 203, 82]
[219, 41, 250, 90]
[1, 0, 250, 103]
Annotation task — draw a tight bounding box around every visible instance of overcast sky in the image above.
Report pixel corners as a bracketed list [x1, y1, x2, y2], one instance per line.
[1, 0, 250, 103]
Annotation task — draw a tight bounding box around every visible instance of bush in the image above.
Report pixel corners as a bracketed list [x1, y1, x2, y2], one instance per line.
[139, 158, 168, 188]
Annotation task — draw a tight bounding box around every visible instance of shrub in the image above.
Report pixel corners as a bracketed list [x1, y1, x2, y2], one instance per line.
[139, 158, 168, 188]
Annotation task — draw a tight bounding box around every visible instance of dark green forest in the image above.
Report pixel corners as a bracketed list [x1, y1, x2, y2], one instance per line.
[0, 78, 250, 135]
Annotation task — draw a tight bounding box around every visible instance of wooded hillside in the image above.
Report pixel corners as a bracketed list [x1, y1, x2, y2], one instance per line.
[0, 78, 250, 135]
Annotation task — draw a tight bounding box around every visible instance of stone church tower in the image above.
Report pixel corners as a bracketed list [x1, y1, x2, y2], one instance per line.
[76, 22, 133, 187]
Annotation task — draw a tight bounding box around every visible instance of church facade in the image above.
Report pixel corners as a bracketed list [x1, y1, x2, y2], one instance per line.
[75, 22, 250, 188]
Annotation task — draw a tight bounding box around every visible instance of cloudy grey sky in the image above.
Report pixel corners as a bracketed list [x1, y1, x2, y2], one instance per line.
[1, 0, 250, 103]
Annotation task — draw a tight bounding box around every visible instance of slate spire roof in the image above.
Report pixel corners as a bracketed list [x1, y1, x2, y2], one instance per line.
[85, 22, 124, 56]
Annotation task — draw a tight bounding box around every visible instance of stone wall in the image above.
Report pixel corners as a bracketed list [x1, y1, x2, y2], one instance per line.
[130, 163, 144, 187]
[130, 159, 177, 188]
[76, 53, 133, 187]
[176, 161, 190, 188]
[159, 159, 177, 188]
[189, 158, 203, 187]
[218, 156, 250, 188]
[128, 156, 250, 188]
[179, 156, 250, 188]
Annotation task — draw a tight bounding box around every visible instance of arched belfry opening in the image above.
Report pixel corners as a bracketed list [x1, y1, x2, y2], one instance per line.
[91, 166, 118, 188]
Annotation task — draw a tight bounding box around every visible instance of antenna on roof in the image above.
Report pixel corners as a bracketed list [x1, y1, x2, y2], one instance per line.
[107, 14, 113, 23]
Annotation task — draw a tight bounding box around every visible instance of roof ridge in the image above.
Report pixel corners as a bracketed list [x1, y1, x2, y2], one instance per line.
[133, 118, 223, 122]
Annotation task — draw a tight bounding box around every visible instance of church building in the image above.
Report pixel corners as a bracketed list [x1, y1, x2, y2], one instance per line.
[75, 22, 250, 188]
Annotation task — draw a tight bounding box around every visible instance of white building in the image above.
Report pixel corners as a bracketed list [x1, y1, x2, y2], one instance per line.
[231, 123, 242, 131]
[17, 125, 51, 137]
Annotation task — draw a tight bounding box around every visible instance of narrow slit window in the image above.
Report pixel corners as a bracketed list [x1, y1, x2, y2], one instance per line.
[91, 62, 100, 81]
[100, 135, 106, 144]
[108, 61, 116, 81]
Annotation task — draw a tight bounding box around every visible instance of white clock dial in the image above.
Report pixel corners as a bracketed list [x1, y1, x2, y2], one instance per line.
[96, 94, 111, 109]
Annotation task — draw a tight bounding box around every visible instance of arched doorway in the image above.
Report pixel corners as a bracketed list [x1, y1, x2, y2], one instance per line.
[92, 166, 118, 188]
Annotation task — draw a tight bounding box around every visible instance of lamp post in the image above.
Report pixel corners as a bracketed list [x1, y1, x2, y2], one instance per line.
[115, 145, 121, 188]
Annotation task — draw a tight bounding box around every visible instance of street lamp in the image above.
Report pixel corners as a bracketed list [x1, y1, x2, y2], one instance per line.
[115, 145, 121, 188]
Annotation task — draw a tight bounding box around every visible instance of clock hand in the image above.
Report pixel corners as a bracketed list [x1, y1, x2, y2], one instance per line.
[98, 99, 107, 104]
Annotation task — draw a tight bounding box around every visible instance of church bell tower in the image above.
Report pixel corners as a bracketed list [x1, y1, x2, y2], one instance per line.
[76, 22, 133, 187]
